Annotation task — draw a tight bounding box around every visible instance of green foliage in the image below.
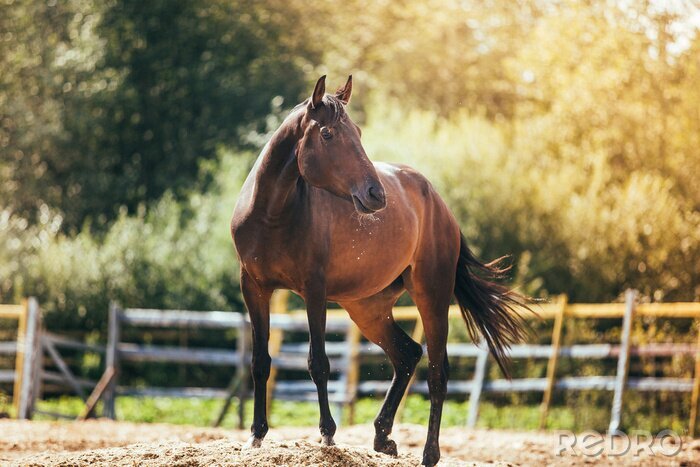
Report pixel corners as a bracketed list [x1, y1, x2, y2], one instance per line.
[361, 101, 700, 302]
[3, 0, 699, 304]
[0, 151, 252, 330]
[318, 0, 539, 118]
[1, 0, 321, 228]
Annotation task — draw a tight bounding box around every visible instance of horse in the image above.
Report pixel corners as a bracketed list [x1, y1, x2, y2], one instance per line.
[230, 75, 529, 466]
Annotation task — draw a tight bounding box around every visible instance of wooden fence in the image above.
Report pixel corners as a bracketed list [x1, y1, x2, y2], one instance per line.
[98, 296, 357, 427]
[377, 291, 700, 434]
[0, 298, 41, 419]
[101, 303, 249, 425]
[87, 290, 700, 435]
[1, 298, 117, 420]
[3, 292, 700, 436]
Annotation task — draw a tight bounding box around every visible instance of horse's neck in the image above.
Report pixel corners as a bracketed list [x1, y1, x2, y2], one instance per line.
[249, 116, 304, 220]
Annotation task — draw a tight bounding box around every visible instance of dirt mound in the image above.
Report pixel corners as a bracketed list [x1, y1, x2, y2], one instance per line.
[2, 420, 699, 466]
[2, 421, 478, 467]
[17, 438, 474, 467]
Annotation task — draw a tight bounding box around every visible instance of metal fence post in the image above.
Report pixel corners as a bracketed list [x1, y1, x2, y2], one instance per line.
[103, 301, 121, 419]
[13, 297, 41, 419]
[609, 289, 636, 434]
[467, 343, 489, 428]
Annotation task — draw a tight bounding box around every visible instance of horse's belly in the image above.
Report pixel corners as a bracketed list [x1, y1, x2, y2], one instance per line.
[324, 261, 408, 301]
[324, 218, 418, 301]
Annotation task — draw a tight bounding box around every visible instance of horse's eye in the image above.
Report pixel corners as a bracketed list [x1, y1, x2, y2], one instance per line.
[321, 127, 332, 140]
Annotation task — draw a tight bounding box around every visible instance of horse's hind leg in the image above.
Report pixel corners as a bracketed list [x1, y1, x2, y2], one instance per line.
[404, 257, 456, 466]
[341, 289, 423, 456]
[412, 292, 450, 466]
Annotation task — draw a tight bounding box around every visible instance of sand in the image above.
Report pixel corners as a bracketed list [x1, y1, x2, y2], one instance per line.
[1, 420, 697, 466]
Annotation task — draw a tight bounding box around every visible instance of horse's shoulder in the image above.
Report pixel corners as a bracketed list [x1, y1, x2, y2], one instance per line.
[375, 162, 434, 197]
[375, 161, 423, 177]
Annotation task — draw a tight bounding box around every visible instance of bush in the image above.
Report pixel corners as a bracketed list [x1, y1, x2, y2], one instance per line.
[0, 151, 253, 332]
[360, 100, 700, 302]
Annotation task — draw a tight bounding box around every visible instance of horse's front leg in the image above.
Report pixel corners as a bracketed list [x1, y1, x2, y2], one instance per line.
[240, 269, 273, 449]
[305, 283, 336, 446]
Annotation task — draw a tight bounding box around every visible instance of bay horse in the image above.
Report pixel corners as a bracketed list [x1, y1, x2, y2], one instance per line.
[230, 76, 528, 466]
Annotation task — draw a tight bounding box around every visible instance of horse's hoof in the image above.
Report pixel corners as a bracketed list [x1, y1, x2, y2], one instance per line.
[321, 434, 336, 446]
[421, 445, 440, 466]
[374, 437, 398, 456]
[243, 436, 263, 449]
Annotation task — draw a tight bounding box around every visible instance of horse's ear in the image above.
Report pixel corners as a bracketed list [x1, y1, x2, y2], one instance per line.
[335, 75, 352, 104]
[309, 75, 326, 110]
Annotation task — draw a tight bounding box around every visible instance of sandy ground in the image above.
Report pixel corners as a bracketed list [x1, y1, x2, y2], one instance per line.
[0, 420, 698, 466]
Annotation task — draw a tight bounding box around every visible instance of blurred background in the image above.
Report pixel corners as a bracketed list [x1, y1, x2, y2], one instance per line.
[1, 0, 700, 432]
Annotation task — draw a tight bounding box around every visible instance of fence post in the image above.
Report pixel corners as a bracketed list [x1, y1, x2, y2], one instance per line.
[344, 322, 362, 424]
[103, 301, 121, 419]
[236, 317, 249, 429]
[31, 310, 43, 411]
[13, 297, 41, 419]
[12, 298, 28, 418]
[211, 314, 249, 429]
[539, 294, 568, 429]
[609, 289, 636, 434]
[266, 290, 288, 419]
[467, 342, 489, 428]
[689, 321, 700, 437]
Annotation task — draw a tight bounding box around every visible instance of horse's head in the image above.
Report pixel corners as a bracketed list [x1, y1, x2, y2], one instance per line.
[296, 76, 386, 214]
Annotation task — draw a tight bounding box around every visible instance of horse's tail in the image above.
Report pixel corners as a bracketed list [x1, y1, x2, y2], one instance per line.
[454, 233, 530, 379]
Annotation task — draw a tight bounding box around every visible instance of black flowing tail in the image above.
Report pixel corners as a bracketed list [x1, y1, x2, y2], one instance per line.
[454, 234, 531, 379]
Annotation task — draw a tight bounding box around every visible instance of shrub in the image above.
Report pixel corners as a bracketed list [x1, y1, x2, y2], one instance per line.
[0, 151, 253, 332]
[360, 101, 700, 302]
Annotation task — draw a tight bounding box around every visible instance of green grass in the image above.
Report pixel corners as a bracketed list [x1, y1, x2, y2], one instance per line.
[6, 395, 586, 430]
[0, 394, 686, 435]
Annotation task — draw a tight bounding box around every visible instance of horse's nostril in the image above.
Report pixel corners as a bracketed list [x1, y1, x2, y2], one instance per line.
[368, 185, 386, 204]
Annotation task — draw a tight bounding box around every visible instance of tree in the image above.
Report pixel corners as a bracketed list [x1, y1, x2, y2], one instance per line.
[1, 0, 322, 228]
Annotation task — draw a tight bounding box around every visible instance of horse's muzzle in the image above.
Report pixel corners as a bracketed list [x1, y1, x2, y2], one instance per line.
[352, 183, 386, 213]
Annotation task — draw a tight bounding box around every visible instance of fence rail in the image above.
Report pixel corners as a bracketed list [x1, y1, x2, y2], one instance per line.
[83, 290, 700, 435]
[3, 293, 700, 436]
